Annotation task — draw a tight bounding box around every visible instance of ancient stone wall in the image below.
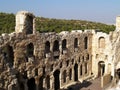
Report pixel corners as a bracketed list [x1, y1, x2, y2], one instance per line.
[0, 28, 93, 90]
[0, 11, 119, 90]
[91, 30, 114, 78]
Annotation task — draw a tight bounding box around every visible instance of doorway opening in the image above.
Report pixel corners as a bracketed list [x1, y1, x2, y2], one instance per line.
[98, 61, 105, 77]
[53, 70, 60, 90]
[74, 64, 78, 81]
[27, 78, 36, 90]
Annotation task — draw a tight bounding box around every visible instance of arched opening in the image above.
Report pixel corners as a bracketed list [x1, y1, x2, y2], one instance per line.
[20, 83, 25, 90]
[27, 43, 34, 57]
[63, 70, 67, 83]
[62, 39, 67, 50]
[98, 61, 105, 77]
[53, 70, 60, 90]
[69, 69, 72, 80]
[45, 41, 50, 53]
[117, 69, 120, 79]
[39, 76, 44, 90]
[45, 41, 50, 58]
[99, 37, 105, 48]
[46, 76, 50, 89]
[26, 15, 33, 34]
[27, 78, 36, 90]
[85, 63, 87, 74]
[3, 45, 14, 67]
[53, 40, 59, 51]
[53, 40, 59, 59]
[80, 65, 82, 76]
[74, 38, 78, 48]
[74, 63, 78, 81]
[62, 39, 67, 54]
[84, 37, 88, 49]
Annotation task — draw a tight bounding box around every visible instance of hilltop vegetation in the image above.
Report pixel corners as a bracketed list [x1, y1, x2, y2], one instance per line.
[36, 17, 115, 33]
[0, 13, 15, 34]
[0, 12, 115, 34]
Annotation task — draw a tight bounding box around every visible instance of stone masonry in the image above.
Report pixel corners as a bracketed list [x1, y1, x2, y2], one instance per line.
[0, 11, 120, 90]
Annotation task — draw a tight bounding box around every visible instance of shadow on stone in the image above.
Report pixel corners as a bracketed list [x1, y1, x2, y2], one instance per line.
[66, 80, 92, 90]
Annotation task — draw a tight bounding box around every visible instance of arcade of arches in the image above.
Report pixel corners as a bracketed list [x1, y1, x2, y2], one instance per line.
[1, 11, 118, 90]
[18, 61, 90, 90]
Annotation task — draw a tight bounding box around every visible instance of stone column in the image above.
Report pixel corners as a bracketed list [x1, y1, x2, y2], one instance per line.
[59, 41, 62, 55]
[59, 72, 62, 89]
[83, 64, 85, 79]
[43, 78, 46, 90]
[66, 69, 69, 84]
[50, 75, 54, 90]
[72, 66, 74, 81]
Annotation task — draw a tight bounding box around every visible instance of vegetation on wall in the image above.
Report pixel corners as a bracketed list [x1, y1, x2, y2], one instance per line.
[0, 12, 115, 35]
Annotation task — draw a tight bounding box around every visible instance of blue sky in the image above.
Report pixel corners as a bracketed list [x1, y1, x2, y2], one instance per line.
[0, 0, 120, 24]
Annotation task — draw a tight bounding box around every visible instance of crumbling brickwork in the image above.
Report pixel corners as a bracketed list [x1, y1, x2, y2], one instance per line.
[0, 11, 119, 90]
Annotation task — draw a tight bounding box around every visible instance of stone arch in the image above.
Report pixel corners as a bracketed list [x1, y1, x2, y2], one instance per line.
[74, 63, 78, 81]
[84, 37, 88, 49]
[53, 40, 59, 59]
[99, 37, 105, 48]
[74, 38, 78, 48]
[27, 78, 36, 90]
[69, 68, 72, 80]
[3, 45, 14, 67]
[26, 43, 34, 57]
[98, 61, 105, 77]
[62, 39, 67, 50]
[53, 70, 60, 90]
[63, 70, 67, 83]
[45, 41, 50, 53]
[53, 40, 59, 52]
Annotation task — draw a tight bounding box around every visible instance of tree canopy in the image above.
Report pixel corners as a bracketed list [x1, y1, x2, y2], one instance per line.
[0, 12, 115, 35]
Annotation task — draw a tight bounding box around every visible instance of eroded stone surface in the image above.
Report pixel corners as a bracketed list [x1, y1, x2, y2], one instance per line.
[0, 11, 120, 90]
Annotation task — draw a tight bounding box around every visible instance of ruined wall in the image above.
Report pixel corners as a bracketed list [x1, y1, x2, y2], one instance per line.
[0, 11, 93, 90]
[0, 30, 93, 90]
[91, 30, 114, 78]
[0, 11, 119, 90]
